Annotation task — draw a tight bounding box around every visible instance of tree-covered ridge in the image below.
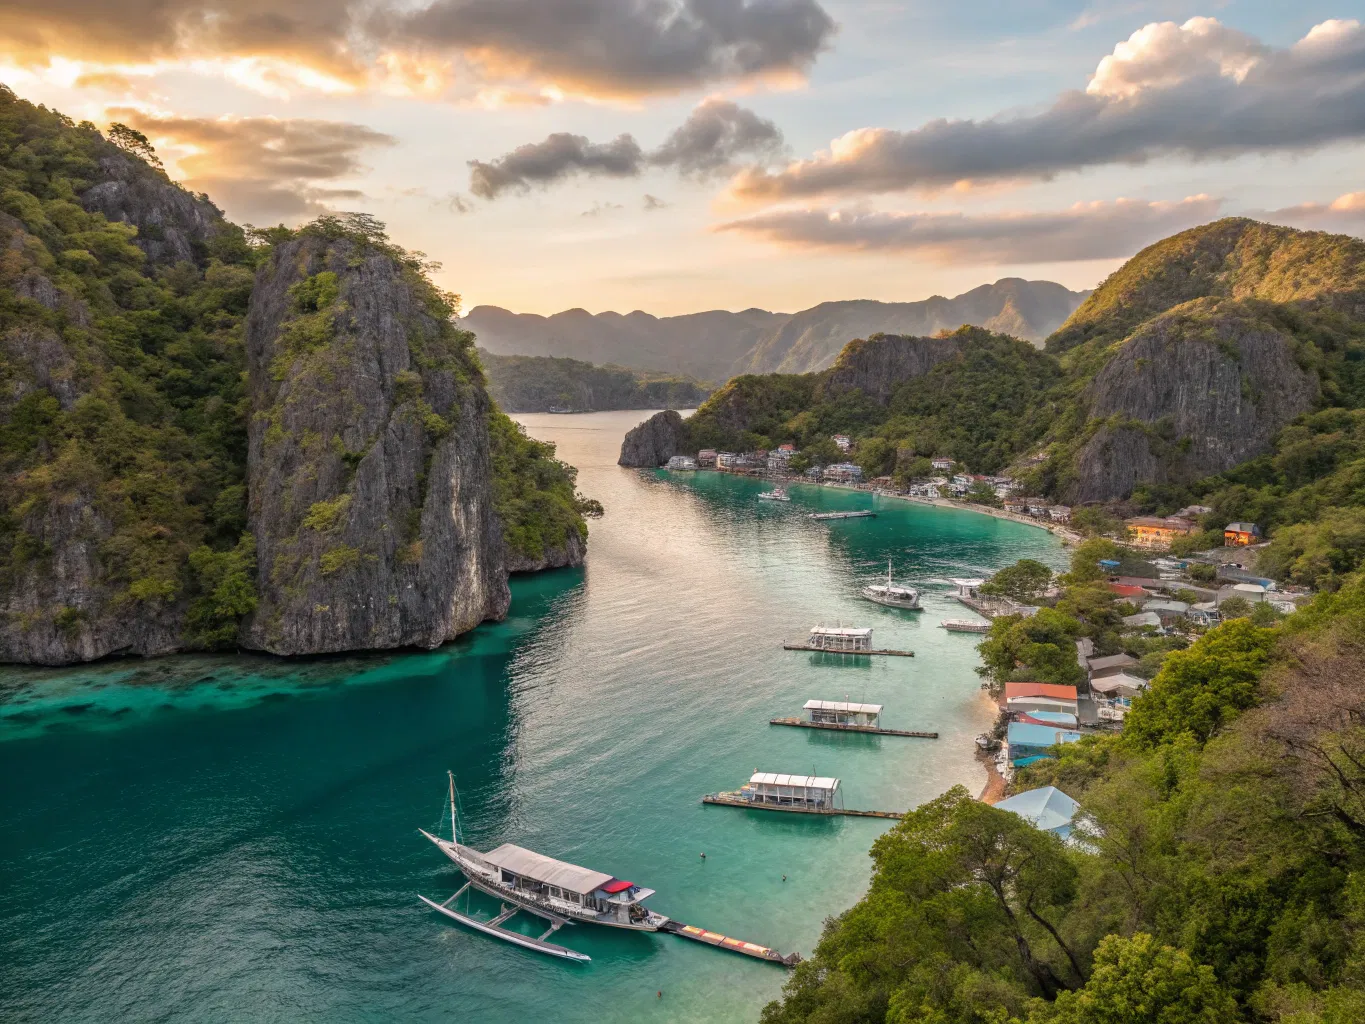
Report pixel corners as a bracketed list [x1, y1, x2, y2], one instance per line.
[478, 349, 712, 413]
[0, 84, 258, 651]
[0, 85, 591, 659]
[763, 554, 1365, 1024]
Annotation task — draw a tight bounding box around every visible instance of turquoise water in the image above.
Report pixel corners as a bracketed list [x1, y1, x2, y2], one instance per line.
[0, 411, 1065, 1023]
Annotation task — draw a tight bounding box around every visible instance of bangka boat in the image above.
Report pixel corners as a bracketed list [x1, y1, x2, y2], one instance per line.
[418, 773, 667, 961]
[861, 560, 923, 610]
[940, 618, 991, 633]
[758, 486, 791, 501]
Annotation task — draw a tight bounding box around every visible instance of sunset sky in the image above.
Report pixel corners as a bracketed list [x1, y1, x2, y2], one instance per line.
[2, 1, 1362, 316]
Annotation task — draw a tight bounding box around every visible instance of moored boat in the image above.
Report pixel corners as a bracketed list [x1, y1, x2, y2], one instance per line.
[940, 618, 991, 633]
[758, 486, 790, 501]
[861, 559, 922, 610]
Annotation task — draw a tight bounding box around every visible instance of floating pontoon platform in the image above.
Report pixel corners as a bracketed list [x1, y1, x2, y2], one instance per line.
[419, 882, 591, 962]
[783, 644, 914, 656]
[660, 919, 801, 966]
[701, 794, 902, 819]
[769, 717, 937, 738]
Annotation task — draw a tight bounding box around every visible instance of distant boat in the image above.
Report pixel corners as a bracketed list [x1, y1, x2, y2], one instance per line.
[758, 487, 790, 502]
[810, 510, 876, 520]
[862, 559, 922, 611]
[941, 619, 991, 634]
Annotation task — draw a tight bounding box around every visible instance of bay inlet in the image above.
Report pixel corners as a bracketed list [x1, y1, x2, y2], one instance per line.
[0, 410, 1065, 1024]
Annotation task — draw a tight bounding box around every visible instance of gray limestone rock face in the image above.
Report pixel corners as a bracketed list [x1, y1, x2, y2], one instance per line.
[618, 410, 686, 467]
[818, 333, 964, 405]
[243, 232, 510, 655]
[1066, 299, 1319, 503]
[79, 153, 222, 266]
[505, 527, 586, 574]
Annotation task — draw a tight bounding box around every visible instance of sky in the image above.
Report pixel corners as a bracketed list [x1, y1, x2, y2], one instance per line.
[1, 0, 1363, 316]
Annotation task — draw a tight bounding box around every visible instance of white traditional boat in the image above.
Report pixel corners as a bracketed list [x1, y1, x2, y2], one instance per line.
[861, 560, 922, 611]
[758, 486, 791, 501]
[940, 618, 991, 633]
[418, 774, 666, 961]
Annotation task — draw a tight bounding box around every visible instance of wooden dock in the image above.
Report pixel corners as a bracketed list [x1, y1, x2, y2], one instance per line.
[660, 919, 800, 966]
[783, 644, 914, 657]
[769, 717, 937, 738]
[701, 794, 902, 819]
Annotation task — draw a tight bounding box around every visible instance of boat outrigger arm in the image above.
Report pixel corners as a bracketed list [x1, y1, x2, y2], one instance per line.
[416, 773, 593, 962]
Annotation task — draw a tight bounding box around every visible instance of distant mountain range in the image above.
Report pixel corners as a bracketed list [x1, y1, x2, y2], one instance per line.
[462, 279, 1091, 382]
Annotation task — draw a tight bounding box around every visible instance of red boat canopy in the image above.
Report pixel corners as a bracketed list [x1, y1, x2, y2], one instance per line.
[601, 879, 634, 894]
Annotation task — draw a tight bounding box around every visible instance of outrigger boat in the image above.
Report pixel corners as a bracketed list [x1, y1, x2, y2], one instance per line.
[861, 559, 922, 610]
[758, 486, 791, 502]
[418, 773, 665, 962]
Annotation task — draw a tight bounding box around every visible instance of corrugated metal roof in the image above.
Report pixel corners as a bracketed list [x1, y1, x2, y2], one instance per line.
[996, 786, 1081, 834]
[1007, 722, 1082, 746]
[1088, 653, 1137, 671]
[810, 627, 873, 637]
[803, 700, 883, 714]
[480, 844, 615, 895]
[1004, 682, 1078, 701]
[749, 772, 840, 790]
[1090, 672, 1148, 694]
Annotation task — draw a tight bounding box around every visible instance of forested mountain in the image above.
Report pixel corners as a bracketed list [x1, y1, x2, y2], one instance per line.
[478, 350, 712, 412]
[464, 279, 1088, 383]
[624, 219, 1365, 520]
[0, 85, 590, 665]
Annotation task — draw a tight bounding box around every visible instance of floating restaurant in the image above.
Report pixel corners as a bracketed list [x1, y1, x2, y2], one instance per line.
[804, 699, 882, 727]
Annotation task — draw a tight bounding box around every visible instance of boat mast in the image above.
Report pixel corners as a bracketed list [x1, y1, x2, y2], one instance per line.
[448, 770, 458, 844]
[887, 557, 893, 587]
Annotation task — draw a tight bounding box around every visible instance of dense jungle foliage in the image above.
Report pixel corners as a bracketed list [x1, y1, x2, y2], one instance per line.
[0, 86, 588, 649]
[762, 544, 1365, 1024]
[479, 349, 712, 413]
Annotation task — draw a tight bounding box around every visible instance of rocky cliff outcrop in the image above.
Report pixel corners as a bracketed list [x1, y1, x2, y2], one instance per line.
[504, 528, 586, 573]
[1065, 299, 1319, 502]
[618, 410, 688, 467]
[818, 332, 965, 405]
[243, 229, 510, 655]
[79, 153, 223, 266]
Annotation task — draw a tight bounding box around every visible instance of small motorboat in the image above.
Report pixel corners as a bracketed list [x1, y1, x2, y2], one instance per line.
[758, 487, 791, 501]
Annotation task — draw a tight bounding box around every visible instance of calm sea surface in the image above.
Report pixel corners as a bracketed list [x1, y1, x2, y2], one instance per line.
[0, 411, 1064, 1023]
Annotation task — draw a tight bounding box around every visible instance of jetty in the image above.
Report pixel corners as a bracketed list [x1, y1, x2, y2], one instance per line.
[770, 701, 937, 738]
[660, 920, 800, 966]
[809, 510, 876, 521]
[702, 772, 903, 819]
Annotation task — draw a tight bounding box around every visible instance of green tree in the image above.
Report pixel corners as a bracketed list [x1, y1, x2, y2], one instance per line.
[107, 122, 163, 169]
[1125, 618, 1277, 746]
[1219, 596, 1252, 618]
[978, 608, 1086, 687]
[967, 480, 1004, 507]
[1062, 538, 1122, 585]
[982, 559, 1054, 604]
[1032, 933, 1239, 1024]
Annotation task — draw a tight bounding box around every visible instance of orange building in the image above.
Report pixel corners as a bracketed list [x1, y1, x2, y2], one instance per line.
[1224, 522, 1262, 546]
[1125, 516, 1196, 550]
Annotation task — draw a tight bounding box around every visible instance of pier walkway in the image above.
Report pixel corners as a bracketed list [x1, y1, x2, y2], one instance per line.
[783, 644, 914, 657]
[701, 794, 902, 819]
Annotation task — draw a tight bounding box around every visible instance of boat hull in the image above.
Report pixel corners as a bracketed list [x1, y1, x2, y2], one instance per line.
[861, 590, 922, 611]
[421, 830, 667, 932]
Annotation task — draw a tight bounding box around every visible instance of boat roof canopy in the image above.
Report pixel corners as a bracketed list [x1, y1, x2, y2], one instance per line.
[804, 700, 883, 714]
[750, 772, 840, 791]
[810, 626, 872, 637]
[482, 844, 615, 895]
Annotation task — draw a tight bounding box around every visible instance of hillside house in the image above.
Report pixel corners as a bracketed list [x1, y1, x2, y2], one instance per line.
[823, 463, 864, 483]
[1224, 522, 1262, 546]
[696, 449, 717, 467]
[930, 457, 955, 471]
[1049, 505, 1072, 522]
[1126, 516, 1196, 549]
[832, 435, 852, 452]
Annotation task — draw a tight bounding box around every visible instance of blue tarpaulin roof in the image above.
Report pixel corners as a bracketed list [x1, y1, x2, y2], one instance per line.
[996, 786, 1081, 837]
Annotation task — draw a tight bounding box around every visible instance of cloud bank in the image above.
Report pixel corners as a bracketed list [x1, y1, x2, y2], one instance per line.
[112, 109, 395, 223]
[469, 98, 784, 199]
[1, 0, 835, 99]
[716, 195, 1224, 262]
[729, 17, 1365, 201]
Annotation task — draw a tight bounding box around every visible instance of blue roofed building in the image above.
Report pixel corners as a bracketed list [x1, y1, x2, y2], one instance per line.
[1006, 721, 1081, 767]
[995, 786, 1082, 840]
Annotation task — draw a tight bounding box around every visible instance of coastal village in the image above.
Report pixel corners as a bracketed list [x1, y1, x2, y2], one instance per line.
[664, 432, 1312, 842]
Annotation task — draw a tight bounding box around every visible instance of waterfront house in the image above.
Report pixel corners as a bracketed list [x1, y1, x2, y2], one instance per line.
[1007, 721, 1082, 767]
[1026, 501, 1051, 517]
[823, 463, 864, 483]
[995, 786, 1082, 840]
[1004, 498, 1029, 514]
[1224, 522, 1262, 546]
[803, 700, 882, 728]
[767, 449, 794, 472]
[832, 435, 852, 452]
[696, 449, 717, 467]
[807, 626, 873, 653]
[740, 773, 843, 811]
[1125, 516, 1196, 549]
[1005, 682, 1079, 717]
[715, 451, 738, 469]
[1049, 505, 1072, 522]
[665, 455, 698, 471]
